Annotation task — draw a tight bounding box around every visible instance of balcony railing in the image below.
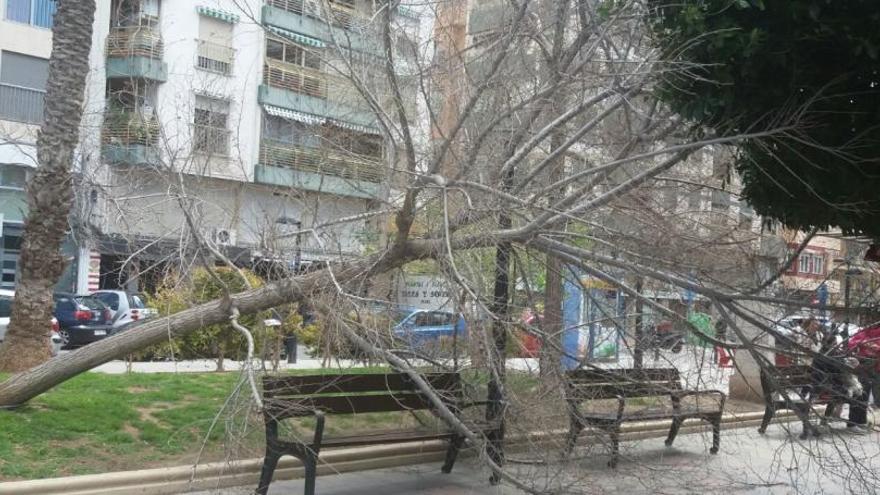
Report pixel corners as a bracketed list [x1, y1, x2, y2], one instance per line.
[196, 40, 234, 75]
[102, 110, 161, 146]
[106, 26, 164, 59]
[193, 124, 230, 156]
[259, 138, 383, 182]
[0, 83, 44, 124]
[264, 59, 328, 99]
[266, 0, 371, 32]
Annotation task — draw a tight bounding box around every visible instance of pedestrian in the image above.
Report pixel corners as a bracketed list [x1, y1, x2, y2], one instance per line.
[845, 324, 880, 434]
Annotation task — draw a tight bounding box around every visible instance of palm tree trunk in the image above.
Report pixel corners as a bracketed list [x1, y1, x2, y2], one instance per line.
[0, 0, 96, 372]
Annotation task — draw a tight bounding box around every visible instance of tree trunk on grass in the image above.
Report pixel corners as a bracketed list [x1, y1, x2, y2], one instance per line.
[0, 0, 96, 372]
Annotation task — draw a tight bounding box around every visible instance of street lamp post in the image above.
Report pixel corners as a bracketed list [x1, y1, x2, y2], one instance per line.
[834, 257, 863, 339]
[275, 216, 303, 363]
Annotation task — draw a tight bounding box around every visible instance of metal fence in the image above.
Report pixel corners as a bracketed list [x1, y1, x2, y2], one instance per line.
[193, 123, 230, 156]
[0, 83, 45, 124]
[259, 138, 383, 182]
[196, 40, 234, 75]
[106, 26, 164, 59]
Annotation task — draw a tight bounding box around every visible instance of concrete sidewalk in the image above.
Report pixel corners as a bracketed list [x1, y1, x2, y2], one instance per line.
[190, 421, 880, 495]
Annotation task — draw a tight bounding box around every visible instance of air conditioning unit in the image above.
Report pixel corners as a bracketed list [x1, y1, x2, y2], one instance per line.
[212, 228, 237, 246]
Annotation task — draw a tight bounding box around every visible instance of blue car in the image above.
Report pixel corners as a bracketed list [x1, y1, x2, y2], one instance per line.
[54, 293, 115, 348]
[391, 308, 467, 349]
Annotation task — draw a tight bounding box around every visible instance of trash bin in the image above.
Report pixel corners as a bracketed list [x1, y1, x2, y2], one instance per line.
[284, 335, 297, 364]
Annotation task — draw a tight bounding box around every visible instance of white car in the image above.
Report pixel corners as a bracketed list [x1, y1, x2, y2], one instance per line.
[0, 289, 63, 356]
[91, 290, 152, 330]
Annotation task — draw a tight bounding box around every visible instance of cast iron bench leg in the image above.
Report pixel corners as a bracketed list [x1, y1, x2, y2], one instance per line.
[710, 414, 721, 454]
[563, 416, 583, 459]
[665, 417, 683, 447]
[757, 406, 774, 434]
[608, 424, 621, 468]
[442, 435, 465, 473]
[255, 452, 280, 495]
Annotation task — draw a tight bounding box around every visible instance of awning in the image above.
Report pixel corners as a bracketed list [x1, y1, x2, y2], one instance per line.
[196, 6, 240, 23]
[325, 119, 379, 135]
[263, 105, 326, 126]
[265, 26, 325, 48]
[263, 105, 380, 135]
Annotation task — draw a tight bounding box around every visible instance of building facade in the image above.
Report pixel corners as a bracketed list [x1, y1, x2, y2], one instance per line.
[0, 0, 420, 293]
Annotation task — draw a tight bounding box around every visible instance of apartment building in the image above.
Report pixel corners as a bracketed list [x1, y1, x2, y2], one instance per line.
[0, 0, 420, 293]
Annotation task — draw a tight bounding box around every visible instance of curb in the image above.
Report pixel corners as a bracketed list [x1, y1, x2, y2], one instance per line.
[0, 410, 797, 495]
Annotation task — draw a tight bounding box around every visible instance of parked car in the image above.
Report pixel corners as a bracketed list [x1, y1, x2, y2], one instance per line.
[92, 290, 151, 330]
[54, 293, 114, 348]
[0, 289, 63, 356]
[391, 308, 466, 350]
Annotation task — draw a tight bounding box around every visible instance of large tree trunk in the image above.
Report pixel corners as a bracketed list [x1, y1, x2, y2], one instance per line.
[0, 251, 414, 407]
[0, 0, 96, 372]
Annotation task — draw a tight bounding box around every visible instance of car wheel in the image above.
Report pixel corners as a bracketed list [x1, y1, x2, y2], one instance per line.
[59, 329, 70, 348]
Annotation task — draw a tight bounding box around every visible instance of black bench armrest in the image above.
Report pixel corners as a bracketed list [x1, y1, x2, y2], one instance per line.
[311, 410, 326, 449]
[672, 390, 727, 412]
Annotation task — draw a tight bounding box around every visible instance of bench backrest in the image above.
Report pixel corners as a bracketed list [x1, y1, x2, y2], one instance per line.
[565, 368, 682, 400]
[262, 372, 461, 421]
[759, 365, 812, 401]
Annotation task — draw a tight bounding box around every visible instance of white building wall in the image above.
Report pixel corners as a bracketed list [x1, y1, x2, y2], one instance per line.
[156, 0, 264, 182]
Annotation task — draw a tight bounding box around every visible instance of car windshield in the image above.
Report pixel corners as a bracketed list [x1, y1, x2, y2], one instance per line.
[129, 295, 146, 309]
[392, 310, 412, 324]
[94, 292, 120, 311]
[77, 296, 107, 311]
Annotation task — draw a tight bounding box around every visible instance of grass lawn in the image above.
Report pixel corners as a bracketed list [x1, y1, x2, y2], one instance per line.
[0, 368, 395, 481]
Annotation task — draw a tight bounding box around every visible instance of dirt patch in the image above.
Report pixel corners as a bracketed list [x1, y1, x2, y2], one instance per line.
[137, 403, 173, 425]
[122, 422, 141, 441]
[126, 386, 156, 394]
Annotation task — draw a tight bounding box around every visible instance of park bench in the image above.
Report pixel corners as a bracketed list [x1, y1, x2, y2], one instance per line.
[255, 372, 499, 495]
[757, 365, 844, 438]
[563, 368, 726, 467]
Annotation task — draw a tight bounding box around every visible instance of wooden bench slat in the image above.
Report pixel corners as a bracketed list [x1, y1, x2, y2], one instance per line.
[568, 368, 680, 383]
[263, 373, 460, 397]
[265, 392, 440, 418]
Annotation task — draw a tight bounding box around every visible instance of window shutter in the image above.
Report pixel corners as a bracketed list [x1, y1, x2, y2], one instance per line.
[198, 17, 232, 46]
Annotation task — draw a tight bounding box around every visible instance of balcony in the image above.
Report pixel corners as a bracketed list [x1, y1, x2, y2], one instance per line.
[260, 138, 382, 182]
[105, 26, 168, 82]
[101, 110, 161, 165]
[266, 0, 371, 31]
[264, 59, 327, 99]
[196, 40, 235, 76]
[262, 2, 380, 56]
[256, 138, 384, 198]
[0, 83, 44, 124]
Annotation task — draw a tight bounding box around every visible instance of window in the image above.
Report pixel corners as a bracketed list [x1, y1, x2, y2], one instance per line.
[797, 252, 825, 275]
[0, 295, 11, 318]
[738, 203, 754, 229]
[5, 0, 55, 28]
[193, 95, 229, 155]
[0, 165, 27, 189]
[262, 115, 320, 148]
[710, 189, 730, 213]
[0, 51, 49, 123]
[0, 235, 20, 290]
[266, 39, 321, 69]
[197, 17, 234, 75]
[94, 292, 120, 311]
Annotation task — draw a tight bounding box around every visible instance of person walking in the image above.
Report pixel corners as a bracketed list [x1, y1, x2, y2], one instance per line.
[846, 324, 880, 434]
